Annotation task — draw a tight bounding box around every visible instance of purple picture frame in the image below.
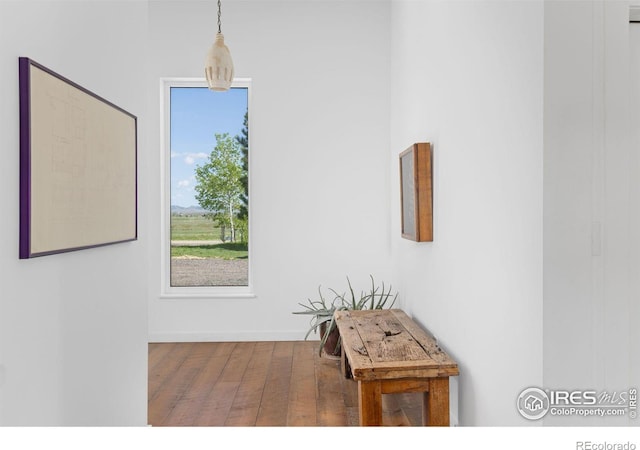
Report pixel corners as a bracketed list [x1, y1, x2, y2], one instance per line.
[19, 57, 138, 259]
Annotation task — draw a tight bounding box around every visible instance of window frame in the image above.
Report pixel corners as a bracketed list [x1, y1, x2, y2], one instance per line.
[160, 77, 253, 298]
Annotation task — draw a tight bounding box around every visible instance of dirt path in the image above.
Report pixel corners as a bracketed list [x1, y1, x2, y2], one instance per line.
[170, 258, 248, 287]
[171, 240, 222, 247]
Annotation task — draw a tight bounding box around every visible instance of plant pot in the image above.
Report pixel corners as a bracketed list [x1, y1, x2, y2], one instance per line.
[320, 322, 341, 359]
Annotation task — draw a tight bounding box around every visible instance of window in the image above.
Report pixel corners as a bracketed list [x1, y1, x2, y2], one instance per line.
[161, 78, 251, 297]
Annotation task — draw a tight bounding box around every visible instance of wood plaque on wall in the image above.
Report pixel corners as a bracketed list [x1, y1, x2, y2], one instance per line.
[399, 142, 433, 242]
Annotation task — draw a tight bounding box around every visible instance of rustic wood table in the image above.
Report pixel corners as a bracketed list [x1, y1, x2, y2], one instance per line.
[334, 309, 459, 426]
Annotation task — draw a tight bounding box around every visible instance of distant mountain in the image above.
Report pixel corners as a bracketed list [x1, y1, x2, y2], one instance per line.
[171, 205, 207, 215]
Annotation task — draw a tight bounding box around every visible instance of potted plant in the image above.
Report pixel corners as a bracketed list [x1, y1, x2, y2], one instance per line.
[293, 275, 398, 358]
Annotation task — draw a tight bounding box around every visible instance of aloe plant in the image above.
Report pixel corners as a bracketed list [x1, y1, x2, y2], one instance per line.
[293, 275, 398, 356]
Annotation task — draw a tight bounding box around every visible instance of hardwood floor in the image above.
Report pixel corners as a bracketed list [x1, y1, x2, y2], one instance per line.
[148, 341, 423, 426]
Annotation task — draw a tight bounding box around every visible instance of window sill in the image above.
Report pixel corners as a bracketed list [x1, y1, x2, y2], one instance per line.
[160, 287, 256, 300]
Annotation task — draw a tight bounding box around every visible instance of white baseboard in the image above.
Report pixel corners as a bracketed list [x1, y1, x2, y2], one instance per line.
[148, 330, 315, 343]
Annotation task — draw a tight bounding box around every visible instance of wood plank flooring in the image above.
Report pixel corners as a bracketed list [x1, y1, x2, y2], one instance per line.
[148, 341, 423, 426]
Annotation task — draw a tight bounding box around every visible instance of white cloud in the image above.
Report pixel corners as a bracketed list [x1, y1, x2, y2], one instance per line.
[184, 152, 208, 165]
[177, 179, 190, 188]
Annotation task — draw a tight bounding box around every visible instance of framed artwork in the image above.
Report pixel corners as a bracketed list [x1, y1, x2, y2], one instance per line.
[399, 142, 433, 242]
[19, 57, 137, 258]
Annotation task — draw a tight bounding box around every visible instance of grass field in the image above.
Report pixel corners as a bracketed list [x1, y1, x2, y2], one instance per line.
[171, 243, 248, 259]
[171, 215, 247, 259]
[171, 214, 220, 241]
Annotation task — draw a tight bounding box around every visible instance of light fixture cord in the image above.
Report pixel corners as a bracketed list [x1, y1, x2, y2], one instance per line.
[217, 0, 222, 34]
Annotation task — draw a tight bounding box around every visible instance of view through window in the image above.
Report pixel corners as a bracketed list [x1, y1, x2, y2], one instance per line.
[169, 84, 249, 288]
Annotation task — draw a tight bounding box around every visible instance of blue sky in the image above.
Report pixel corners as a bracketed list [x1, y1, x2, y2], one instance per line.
[170, 86, 248, 207]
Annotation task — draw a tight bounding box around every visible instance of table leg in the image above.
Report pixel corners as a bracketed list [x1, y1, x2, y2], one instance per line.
[422, 377, 450, 426]
[341, 350, 351, 379]
[358, 380, 383, 426]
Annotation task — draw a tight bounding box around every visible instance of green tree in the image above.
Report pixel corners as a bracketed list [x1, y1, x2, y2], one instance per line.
[194, 133, 243, 242]
[235, 111, 249, 220]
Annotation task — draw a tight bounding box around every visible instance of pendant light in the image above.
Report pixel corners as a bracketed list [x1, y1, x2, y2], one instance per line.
[205, 0, 234, 92]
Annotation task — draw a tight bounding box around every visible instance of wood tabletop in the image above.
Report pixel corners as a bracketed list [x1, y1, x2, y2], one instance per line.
[334, 309, 459, 381]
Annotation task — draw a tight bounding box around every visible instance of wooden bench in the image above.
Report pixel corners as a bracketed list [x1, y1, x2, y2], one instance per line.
[334, 309, 459, 426]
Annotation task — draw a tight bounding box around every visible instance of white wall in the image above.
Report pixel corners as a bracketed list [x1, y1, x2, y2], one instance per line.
[389, 0, 544, 425]
[0, 1, 149, 425]
[147, 1, 393, 341]
[631, 16, 640, 419]
[544, 0, 637, 426]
